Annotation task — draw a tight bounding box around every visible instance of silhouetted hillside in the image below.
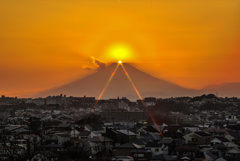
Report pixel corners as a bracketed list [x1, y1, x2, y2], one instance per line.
[36, 63, 198, 100]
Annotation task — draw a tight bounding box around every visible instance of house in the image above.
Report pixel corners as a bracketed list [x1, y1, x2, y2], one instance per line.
[145, 142, 168, 157]
[0, 146, 8, 160]
[90, 131, 101, 138]
[226, 147, 240, 158]
[88, 136, 114, 152]
[0, 145, 25, 160]
[202, 128, 227, 137]
[44, 133, 58, 145]
[141, 133, 161, 142]
[78, 130, 91, 140]
[198, 144, 212, 156]
[179, 156, 193, 161]
[149, 154, 177, 161]
[175, 145, 200, 157]
[203, 152, 218, 161]
[211, 137, 230, 145]
[183, 132, 212, 145]
[130, 139, 148, 148]
[183, 125, 199, 133]
[136, 125, 159, 139]
[85, 124, 104, 133]
[215, 156, 237, 161]
[115, 142, 143, 156]
[10, 145, 25, 155]
[131, 148, 152, 161]
[163, 126, 181, 134]
[14, 139, 27, 150]
[183, 132, 193, 144]
[55, 133, 70, 145]
[223, 142, 239, 149]
[104, 122, 114, 130]
[117, 130, 137, 144]
[7, 125, 28, 134]
[31, 151, 58, 161]
[112, 156, 134, 161]
[159, 138, 175, 155]
[211, 143, 228, 157]
[44, 144, 64, 152]
[225, 131, 240, 145]
[194, 132, 212, 145]
[79, 140, 101, 157]
[70, 128, 81, 138]
[163, 131, 185, 147]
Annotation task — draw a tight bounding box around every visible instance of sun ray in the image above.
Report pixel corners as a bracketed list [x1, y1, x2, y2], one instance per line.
[93, 63, 120, 109]
[92, 62, 164, 137]
[121, 63, 164, 138]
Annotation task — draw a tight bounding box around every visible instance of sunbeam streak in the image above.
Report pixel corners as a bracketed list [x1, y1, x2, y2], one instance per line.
[93, 63, 120, 109]
[121, 63, 164, 138]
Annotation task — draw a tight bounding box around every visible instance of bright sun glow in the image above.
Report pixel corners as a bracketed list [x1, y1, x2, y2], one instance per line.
[105, 43, 134, 62]
[118, 60, 122, 64]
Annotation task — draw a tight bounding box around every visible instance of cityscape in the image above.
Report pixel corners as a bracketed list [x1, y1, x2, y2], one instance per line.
[1, 0, 240, 161]
[0, 93, 240, 161]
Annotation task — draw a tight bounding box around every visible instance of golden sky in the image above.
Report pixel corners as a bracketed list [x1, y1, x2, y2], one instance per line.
[1, 0, 240, 97]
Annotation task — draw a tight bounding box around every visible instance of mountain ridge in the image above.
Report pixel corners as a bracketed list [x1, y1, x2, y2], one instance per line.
[35, 63, 240, 100]
[201, 82, 240, 97]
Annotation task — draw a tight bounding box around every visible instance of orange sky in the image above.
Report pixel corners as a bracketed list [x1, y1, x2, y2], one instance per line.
[0, 0, 240, 97]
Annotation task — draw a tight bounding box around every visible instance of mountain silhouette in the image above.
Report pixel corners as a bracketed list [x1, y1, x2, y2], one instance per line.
[36, 63, 198, 100]
[201, 82, 240, 98]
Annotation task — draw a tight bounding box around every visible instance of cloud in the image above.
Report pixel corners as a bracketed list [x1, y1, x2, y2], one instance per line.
[91, 56, 106, 70]
[82, 65, 93, 70]
[82, 57, 106, 71]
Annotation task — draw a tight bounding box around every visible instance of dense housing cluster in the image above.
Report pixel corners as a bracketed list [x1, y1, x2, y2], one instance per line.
[0, 94, 240, 161]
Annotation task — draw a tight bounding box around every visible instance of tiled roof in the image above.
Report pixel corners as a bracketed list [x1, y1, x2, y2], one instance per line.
[79, 130, 91, 136]
[38, 151, 58, 158]
[175, 145, 200, 152]
[117, 142, 142, 149]
[195, 132, 211, 137]
[145, 142, 163, 148]
[215, 137, 229, 142]
[141, 133, 160, 141]
[203, 128, 227, 133]
[131, 148, 151, 153]
[45, 144, 63, 148]
[227, 130, 240, 140]
[151, 154, 176, 161]
[89, 136, 113, 142]
[117, 130, 136, 136]
[144, 125, 159, 132]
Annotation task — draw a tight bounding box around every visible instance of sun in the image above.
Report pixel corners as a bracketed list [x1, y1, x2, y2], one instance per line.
[105, 43, 134, 62]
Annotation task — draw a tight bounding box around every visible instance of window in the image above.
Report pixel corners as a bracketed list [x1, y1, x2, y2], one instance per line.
[155, 148, 159, 152]
[134, 154, 144, 157]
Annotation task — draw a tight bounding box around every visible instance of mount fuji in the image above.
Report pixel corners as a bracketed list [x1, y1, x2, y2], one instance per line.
[36, 63, 199, 100]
